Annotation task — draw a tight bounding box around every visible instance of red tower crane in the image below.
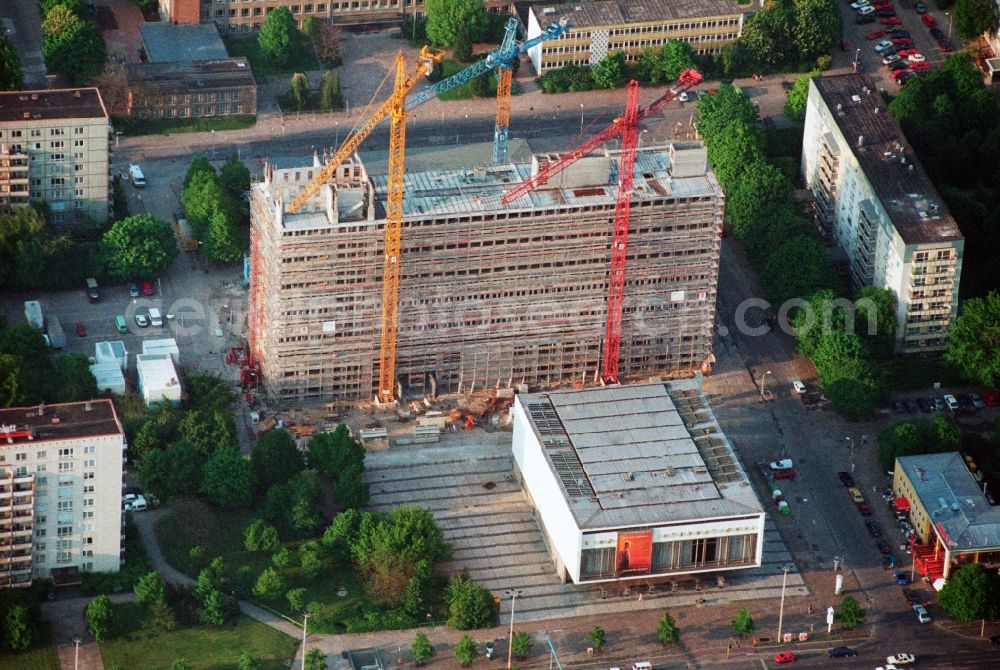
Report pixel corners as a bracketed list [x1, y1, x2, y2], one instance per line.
[499, 70, 702, 384]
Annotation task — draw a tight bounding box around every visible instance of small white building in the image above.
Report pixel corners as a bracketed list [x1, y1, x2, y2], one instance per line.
[141, 337, 180, 363]
[90, 362, 126, 395]
[95, 341, 128, 371]
[512, 382, 765, 584]
[136, 353, 181, 406]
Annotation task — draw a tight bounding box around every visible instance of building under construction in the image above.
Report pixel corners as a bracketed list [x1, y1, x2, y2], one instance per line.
[248, 141, 724, 404]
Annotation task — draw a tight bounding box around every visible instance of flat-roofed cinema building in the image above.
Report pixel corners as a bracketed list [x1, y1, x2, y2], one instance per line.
[527, 0, 747, 75]
[512, 382, 765, 584]
[0, 88, 111, 225]
[0, 400, 125, 589]
[801, 74, 963, 354]
[248, 141, 723, 404]
[125, 59, 257, 121]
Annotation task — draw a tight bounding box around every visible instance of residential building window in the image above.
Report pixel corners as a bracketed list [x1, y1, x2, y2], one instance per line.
[58, 462, 73, 472]
[57, 526, 72, 537]
[83, 472, 94, 480]
[83, 511, 94, 519]
[57, 500, 73, 511]
[15, 452, 26, 461]
[84, 459, 95, 468]
[57, 551, 72, 564]
[58, 448, 73, 458]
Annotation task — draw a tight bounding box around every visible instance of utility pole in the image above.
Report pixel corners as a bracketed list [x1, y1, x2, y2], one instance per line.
[301, 612, 310, 670]
[760, 370, 772, 400]
[853, 48, 861, 73]
[73, 639, 80, 670]
[846, 437, 855, 473]
[504, 589, 522, 670]
[777, 565, 791, 642]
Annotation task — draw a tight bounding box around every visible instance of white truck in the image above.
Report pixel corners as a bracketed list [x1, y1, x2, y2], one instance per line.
[24, 300, 43, 329]
[46, 316, 66, 349]
[148, 307, 163, 327]
[129, 163, 146, 188]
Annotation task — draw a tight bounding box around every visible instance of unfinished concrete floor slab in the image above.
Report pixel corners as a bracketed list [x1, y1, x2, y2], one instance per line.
[363, 441, 808, 624]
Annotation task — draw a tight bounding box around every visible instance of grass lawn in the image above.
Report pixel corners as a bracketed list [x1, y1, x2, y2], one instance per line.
[0, 643, 59, 670]
[100, 602, 298, 670]
[225, 37, 319, 78]
[113, 115, 257, 136]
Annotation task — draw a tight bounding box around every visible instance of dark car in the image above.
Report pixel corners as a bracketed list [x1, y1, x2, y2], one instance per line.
[915, 1, 927, 12]
[827, 647, 858, 658]
[903, 400, 916, 413]
[837, 471, 855, 487]
[876, 9, 897, 16]
[865, 520, 883, 537]
[916, 397, 932, 413]
[930, 27, 945, 39]
[128, 281, 140, 298]
[957, 393, 975, 410]
[889, 60, 910, 71]
[890, 29, 911, 37]
[893, 400, 906, 413]
[856, 14, 876, 24]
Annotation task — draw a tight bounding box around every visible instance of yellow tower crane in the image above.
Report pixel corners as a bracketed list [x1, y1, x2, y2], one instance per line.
[287, 47, 442, 403]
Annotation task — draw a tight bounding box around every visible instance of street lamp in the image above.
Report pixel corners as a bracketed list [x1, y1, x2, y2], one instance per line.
[760, 370, 772, 400]
[638, 129, 649, 148]
[846, 437, 855, 474]
[504, 589, 522, 670]
[776, 564, 792, 643]
[853, 48, 861, 73]
[74, 639, 80, 670]
[579, 103, 585, 133]
[945, 12, 953, 40]
[301, 612, 310, 670]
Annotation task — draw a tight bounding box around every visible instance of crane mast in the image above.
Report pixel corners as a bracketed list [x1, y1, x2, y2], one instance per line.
[492, 18, 519, 165]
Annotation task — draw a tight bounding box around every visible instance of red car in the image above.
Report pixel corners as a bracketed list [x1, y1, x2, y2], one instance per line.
[866, 30, 885, 40]
[859, 502, 873, 516]
[984, 391, 999, 407]
[897, 48, 918, 56]
[774, 469, 797, 480]
[939, 41, 953, 53]
[881, 16, 903, 25]
[891, 68, 910, 79]
[874, 2, 893, 8]
[910, 61, 932, 70]
[775, 651, 797, 664]
[141, 280, 154, 296]
[75, 321, 87, 337]
[891, 37, 913, 45]
[922, 14, 936, 26]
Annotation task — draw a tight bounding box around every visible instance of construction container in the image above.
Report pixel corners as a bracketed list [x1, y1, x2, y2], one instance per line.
[24, 301, 43, 330]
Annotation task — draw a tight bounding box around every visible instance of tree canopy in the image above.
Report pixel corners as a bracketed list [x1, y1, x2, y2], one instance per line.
[180, 157, 246, 263]
[784, 70, 820, 123]
[634, 41, 697, 84]
[101, 214, 178, 282]
[425, 0, 490, 48]
[445, 572, 495, 630]
[731, 608, 754, 637]
[945, 291, 1000, 387]
[252, 429, 304, 493]
[938, 563, 1000, 621]
[42, 16, 105, 84]
[591, 51, 627, 89]
[953, 0, 998, 40]
[200, 447, 254, 507]
[258, 7, 301, 66]
[0, 36, 22, 90]
[834, 596, 864, 629]
[878, 416, 963, 470]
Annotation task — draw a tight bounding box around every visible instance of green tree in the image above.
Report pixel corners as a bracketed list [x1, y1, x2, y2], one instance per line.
[258, 7, 300, 66]
[731, 608, 755, 637]
[42, 20, 106, 84]
[262, 472, 323, 538]
[200, 447, 254, 507]
[587, 625, 606, 650]
[954, 0, 998, 40]
[656, 611, 679, 645]
[636, 41, 697, 84]
[150, 598, 177, 632]
[452, 25, 474, 63]
[412, 632, 436, 666]
[101, 214, 178, 282]
[760, 235, 838, 306]
[302, 15, 320, 40]
[289, 72, 310, 112]
[298, 541, 324, 580]
[402, 559, 433, 615]
[793, 0, 842, 62]
[834, 596, 865, 629]
[784, 70, 820, 123]
[244, 518, 282, 551]
[252, 567, 285, 600]
[181, 162, 232, 240]
[51, 354, 97, 402]
[272, 547, 294, 568]
[3, 603, 32, 652]
[183, 156, 216, 189]
[695, 83, 759, 145]
[205, 206, 243, 263]
[738, 1, 795, 69]
[40, 0, 88, 19]
[195, 568, 214, 603]
[85, 595, 114, 641]
[318, 70, 343, 111]
[946, 291, 1000, 387]
[511, 631, 532, 658]
[726, 160, 793, 239]
[177, 408, 236, 457]
[454, 635, 478, 667]
[425, 0, 489, 48]
[446, 572, 494, 630]
[0, 325, 53, 405]
[855, 286, 898, 358]
[308, 425, 363, 480]
[198, 589, 227, 626]
[219, 154, 251, 200]
[42, 5, 81, 41]
[591, 51, 626, 89]
[321, 509, 360, 562]
[938, 563, 1000, 621]
[252, 429, 304, 492]
[238, 651, 261, 670]
[170, 660, 190, 670]
[305, 648, 328, 670]
[0, 36, 23, 90]
[286, 587, 308, 612]
[134, 571, 166, 606]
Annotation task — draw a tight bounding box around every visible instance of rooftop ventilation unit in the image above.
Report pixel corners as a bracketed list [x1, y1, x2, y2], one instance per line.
[623, 472, 634, 481]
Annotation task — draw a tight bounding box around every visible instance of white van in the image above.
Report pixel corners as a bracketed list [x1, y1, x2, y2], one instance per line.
[148, 307, 163, 327]
[129, 163, 146, 188]
[632, 662, 652, 670]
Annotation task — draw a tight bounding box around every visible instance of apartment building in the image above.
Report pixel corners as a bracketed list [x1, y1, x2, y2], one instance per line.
[801, 74, 963, 354]
[0, 88, 111, 225]
[177, 0, 512, 32]
[248, 141, 723, 404]
[527, 0, 746, 74]
[0, 400, 125, 588]
[125, 58, 257, 120]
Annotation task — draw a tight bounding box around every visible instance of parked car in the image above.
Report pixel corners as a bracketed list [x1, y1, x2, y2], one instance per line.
[850, 0, 870, 7]
[874, 40, 895, 53]
[938, 40, 953, 52]
[887, 653, 916, 665]
[837, 471, 855, 487]
[792, 380, 807, 394]
[916, 397, 931, 413]
[678, 92, 690, 102]
[858, 4, 876, 13]
[770, 459, 794, 471]
[876, 9, 897, 17]
[123, 493, 148, 512]
[135, 313, 149, 328]
[866, 29, 886, 39]
[932, 396, 946, 411]
[914, 1, 927, 12]
[893, 400, 906, 413]
[889, 60, 910, 72]
[128, 281, 140, 297]
[943, 394, 960, 411]
[970, 393, 985, 408]
[922, 14, 937, 26]
[883, 54, 901, 65]
[984, 391, 998, 407]
[902, 399, 916, 413]
[859, 502, 873, 516]
[908, 53, 926, 63]
[774, 468, 797, 480]
[957, 393, 974, 409]
[891, 37, 913, 46]
[75, 321, 87, 337]
[848, 487, 865, 504]
[990, 635, 1000, 645]
[828, 647, 858, 658]
[912, 603, 932, 623]
[774, 651, 797, 664]
[890, 29, 910, 37]
[894, 570, 911, 585]
[929, 27, 944, 38]
[866, 521, 883, 537]
[856, 14, 876, 23]
[141, 280, 155, 296]
[881, 16, 902, 24]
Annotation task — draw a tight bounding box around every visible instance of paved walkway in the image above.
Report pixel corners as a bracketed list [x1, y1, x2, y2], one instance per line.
[43, 592, 135, 670]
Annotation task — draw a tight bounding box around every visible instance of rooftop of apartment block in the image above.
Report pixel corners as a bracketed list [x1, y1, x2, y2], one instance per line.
[898, 452, 1000, 552]
[126, 58, 256, 95]
[0, 399, 122, 447]
[0, 88, 108, 123]
[532, 0, 746, 27]
[812, 74, 963, 245]
[517, 381, 763, 529]
[140, 23, 228, 63]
